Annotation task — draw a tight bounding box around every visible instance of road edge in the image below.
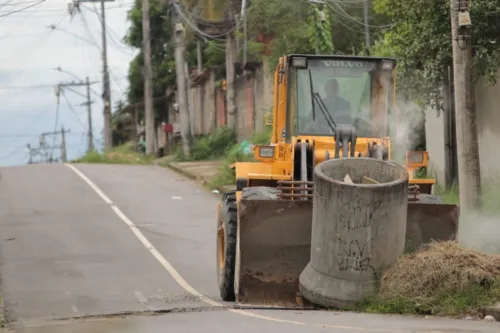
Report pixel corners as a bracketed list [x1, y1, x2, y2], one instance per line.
[163, 162, 232, 195]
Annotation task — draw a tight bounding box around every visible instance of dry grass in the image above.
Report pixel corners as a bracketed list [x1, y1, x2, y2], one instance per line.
[357, 241, 500, 316]
[380, 241, 500, 300]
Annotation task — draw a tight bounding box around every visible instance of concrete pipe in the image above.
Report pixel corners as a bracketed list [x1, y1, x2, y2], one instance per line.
[299, 157, 409, 308]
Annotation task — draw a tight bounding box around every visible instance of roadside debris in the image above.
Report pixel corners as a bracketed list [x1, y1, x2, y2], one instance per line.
[374, 241, 500, 316]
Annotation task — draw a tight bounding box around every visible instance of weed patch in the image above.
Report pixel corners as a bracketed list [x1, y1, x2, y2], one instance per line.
[174, 127, 237, 162]
[73, 143, 153, 165]
[355, 241, 500, 316]
[211, 127, 272, 187]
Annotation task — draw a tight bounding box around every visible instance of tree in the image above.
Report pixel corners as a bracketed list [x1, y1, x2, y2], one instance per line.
[124, 0, 176, 110]
[308, 4, 333, 54]
[372, 0, 500, 109]
[245, 0, 385, 68]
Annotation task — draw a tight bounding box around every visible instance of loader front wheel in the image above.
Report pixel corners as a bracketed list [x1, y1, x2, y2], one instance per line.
[216, 191, 237, 301]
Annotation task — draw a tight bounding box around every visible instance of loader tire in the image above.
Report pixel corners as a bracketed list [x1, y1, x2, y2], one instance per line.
[416, 193, 443, 204]
[216, 191, 237, 301]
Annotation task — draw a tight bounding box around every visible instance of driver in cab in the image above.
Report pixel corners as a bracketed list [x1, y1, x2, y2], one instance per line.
[304, 78, 351, 133]
[322, 78, 350, 114]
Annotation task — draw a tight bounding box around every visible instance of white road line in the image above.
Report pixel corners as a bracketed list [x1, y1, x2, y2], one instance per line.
[65, 163, 405, 332]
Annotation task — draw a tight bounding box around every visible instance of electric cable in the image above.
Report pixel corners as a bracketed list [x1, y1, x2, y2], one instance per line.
[0, 0, 45, 18]
[61, 89, 88, 130]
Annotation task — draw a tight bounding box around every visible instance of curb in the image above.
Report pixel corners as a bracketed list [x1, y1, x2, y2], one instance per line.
[164, 162, 232, 195]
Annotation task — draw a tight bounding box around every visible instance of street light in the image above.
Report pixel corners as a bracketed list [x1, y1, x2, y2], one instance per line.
[53, 66, 82, 82]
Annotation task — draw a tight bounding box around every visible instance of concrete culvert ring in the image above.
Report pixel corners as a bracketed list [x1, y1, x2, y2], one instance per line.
[313, 157, 409, 189]
[299, 157, 410, 308]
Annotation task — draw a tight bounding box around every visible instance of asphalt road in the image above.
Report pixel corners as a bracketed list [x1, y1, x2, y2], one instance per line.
[0, 163, 497, 332]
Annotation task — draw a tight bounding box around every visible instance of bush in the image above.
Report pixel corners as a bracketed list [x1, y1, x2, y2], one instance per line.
[175, 127, 237, 161]
[212, 126, 272, 187]
[73, 143, 153, 165]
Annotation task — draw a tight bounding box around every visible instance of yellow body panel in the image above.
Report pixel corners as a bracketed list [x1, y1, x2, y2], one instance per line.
[234, 54, 437, 189]
[234, 161, 292, 181]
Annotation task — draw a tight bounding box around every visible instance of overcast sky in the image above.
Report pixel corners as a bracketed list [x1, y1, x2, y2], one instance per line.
[0, 0, 138, 166]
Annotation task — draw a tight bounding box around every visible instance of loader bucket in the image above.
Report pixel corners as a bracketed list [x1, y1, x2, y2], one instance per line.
[234, 198, 458, 307]
[405, 202, 459, 252]
[235, 199, 313, 307]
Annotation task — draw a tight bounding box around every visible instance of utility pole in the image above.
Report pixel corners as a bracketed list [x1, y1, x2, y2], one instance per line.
[241, 0, 248, 65]
[69, 0, 113, 151]
[31, 128, 71, 164]
[225, 32, 237, 129]
[363, 0, 370, 51]
[61, 126, 67, 162]
[100, 0, 112, 151]
[26, 144, 35, 164]
[85, 76, 94, 152]
[450, 0, 481, 212]
[196, 39, 205, 133]
[55, 79, 97, 153]
[142, 0, 155, 154]
[173, 18, 192, 156]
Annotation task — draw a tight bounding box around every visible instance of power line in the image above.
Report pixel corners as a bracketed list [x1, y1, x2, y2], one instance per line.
[0, 0, 45, 6]
[171, 0, 241, 40]
[0, 147, 26, 162]
[0, 2, 134, 13]
[61, 89, 88, 130]
[0, 76, 127, 90]
[0, 132, 85, 138]
[0, 0, 45, 17]
[0, 12, 69, 82]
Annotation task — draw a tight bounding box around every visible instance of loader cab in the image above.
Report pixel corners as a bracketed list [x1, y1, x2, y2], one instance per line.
[284, 55, 396, 141]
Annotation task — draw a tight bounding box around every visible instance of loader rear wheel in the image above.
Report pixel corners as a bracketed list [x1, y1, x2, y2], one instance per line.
[216, 191, 237, 301]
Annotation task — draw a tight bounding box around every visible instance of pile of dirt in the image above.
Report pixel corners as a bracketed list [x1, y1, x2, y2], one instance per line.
[379, 241, 500, 303]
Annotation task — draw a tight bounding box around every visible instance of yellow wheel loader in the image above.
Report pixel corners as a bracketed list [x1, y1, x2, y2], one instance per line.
[215, 54, 458, 307]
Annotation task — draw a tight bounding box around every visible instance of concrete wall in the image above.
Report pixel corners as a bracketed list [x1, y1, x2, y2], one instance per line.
[425, 70, 500, 185]
[179, 60, 273, 142]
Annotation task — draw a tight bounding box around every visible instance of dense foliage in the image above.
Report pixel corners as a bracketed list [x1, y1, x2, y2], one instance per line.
[372, 0, 500, 109]
[245, 0, 374, 67]
[124, 0, 176, 107]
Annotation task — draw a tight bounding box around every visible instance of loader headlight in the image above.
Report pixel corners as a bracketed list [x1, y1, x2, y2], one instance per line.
[381, 60, 395, 71]
[258, 146, 275, 158]
[291, 57, 307, 68]
[406, 150, 428, 168]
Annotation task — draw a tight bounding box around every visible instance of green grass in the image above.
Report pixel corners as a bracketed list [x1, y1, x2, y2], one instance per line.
[174, 127, 237, 162]
[351, 279, 500, 317]
[210, 126, 272, 187]
[435, 183, 460, 204]
[72, 143, 154, 165]
[435, 181, 500, 213]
